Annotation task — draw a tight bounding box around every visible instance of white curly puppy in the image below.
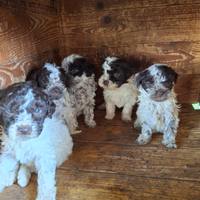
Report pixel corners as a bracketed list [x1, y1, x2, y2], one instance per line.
[26, 63, 79, 135]
[98, 57, 139, 123]
[134, 63, 180, 148]
[0, 81, 73, 200]
[62, 54, 97, 128]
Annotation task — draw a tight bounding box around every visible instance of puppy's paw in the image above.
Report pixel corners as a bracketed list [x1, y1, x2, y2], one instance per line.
[162, 140, 177, 149]
[86, 121, 96, 129]
[136, 134, 151, 146]
[133, 121, 141, 131]
[70, 130, 82, 135]
[122, 115, 132, 123]
[6, 171, 17, 187]
[105, 113, 115, 120]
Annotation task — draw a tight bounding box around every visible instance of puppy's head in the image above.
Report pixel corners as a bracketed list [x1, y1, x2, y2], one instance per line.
[98, 57, 138, 90]
[61, 54, 95, 80]
[26, 63, 70, 100]
[134, 64, 178, 102]
[0, 81, 56, 140]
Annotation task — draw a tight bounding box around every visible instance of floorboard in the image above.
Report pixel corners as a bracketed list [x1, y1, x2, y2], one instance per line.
[0, 104, 200, 199]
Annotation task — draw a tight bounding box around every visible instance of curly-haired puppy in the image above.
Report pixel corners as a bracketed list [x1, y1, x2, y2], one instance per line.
[134, 63, 180, 148]
[98, 57, 139, 123]
[61, 54, 97, 128]
[0, 81, 73, 200]
[26, 63, 79, 135]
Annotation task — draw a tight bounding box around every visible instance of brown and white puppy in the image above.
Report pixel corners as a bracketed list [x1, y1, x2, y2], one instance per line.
[98, 57, 139, 123]
[62, 54, 97, 129]
[0, 81, 73, 199]
[26, 63, 79, 135]
[134, 63, 180, 148]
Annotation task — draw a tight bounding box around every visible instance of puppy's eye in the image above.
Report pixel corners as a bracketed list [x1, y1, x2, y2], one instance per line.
[71, 69, 78, 74]
[164, 81, 171, 86]
[42, 79, 48, 84]
[35, 109, 42, 114]
[114, 72, 120, 78]
[6, 109, 13, 114]
[147, 83, 153, 87]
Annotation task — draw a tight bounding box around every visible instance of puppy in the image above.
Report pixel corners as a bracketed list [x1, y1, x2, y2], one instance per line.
[134, 63, 180, 148]
[0, 81, 73, 200]
[98, 57, 139, 123]
[26, 63, 79, 135]
[61, 54, 97, 128]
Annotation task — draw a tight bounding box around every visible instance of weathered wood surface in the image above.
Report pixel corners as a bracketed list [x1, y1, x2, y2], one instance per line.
[0, 104, 200, 199]
[64, 42, 200, 75]
[0, 0, 57, 14]
[0, 7, 61, 64]
[0, 49, 62, 88]
[58, 0, 200, 103]
[0, 4, 63, 89]
[58, 0, 200, 14]
[60, 4, 200, 47]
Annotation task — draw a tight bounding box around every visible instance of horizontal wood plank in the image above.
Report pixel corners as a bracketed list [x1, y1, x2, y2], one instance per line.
[1, 0, 57, 14]
[64, 42, 200, 75]
[60, 4, 200, 47]
[1, 169, 200, 200]
[58, 0, 200, 14]
[0, 7, 61, 64]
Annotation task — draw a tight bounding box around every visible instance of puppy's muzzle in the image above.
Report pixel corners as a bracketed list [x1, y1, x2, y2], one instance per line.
[17, 125, 32, 135]
[103, 80, 109, 86]
[49, 87, 63, 100]
[156, 89, 165, 97]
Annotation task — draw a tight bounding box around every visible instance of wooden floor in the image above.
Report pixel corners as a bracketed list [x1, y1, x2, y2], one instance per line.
[0, 104, 200, 199]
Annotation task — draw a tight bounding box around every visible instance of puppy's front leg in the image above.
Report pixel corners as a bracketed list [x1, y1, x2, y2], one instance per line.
[105, 102, 115, 120]
[122, 103, 133, 123]
[0, 154, 19, 192]
[17, 164, 31, 187]
[162, 119, 177, 148]
[36, 156, 57, 200]
[83, 104, 96, 129]
[136, 122, 152, 145]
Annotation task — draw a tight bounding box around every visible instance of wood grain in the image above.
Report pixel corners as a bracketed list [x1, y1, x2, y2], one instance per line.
[64, 42, 200, 75]
[0, 7, 61, 64]
[0, 48, 63, 88]
[0, 0, 57, 14]
[60, 4, 200, 47]
[58, 0, 200, 14]
[1, 105, 200, 199]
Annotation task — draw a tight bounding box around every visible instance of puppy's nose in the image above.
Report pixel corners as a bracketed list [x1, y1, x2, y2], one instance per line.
[103, 80, 109, 86]
[156, 89, 165, 97]
[51, 87, 62, 94]
[18, 125, 32, 135]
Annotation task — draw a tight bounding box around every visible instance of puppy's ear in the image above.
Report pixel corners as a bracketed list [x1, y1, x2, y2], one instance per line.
[26, 68, 41, 85]
[173, 72, 178, 84]
[0, 88, 6, 125]
[83, 61, 95, 77]
[47, 99, 56, 119]
[134, 72, 144, 89]
[0, 88, 6, 101]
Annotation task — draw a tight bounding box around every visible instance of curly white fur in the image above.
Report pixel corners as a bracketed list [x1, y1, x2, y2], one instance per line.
[0, 116, 73, 200]
[102, 76, 139, 122]
[69, 74, 97, 128]
[134, 64, 180, 148]
[99, 57, 139, 123]
[62, 55, 97, 128]
[43, 63, 79, 135]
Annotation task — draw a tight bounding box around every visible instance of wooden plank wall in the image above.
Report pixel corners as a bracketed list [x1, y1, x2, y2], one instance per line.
[58, 0, 200, 104]
[0, 0, 63, 88]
